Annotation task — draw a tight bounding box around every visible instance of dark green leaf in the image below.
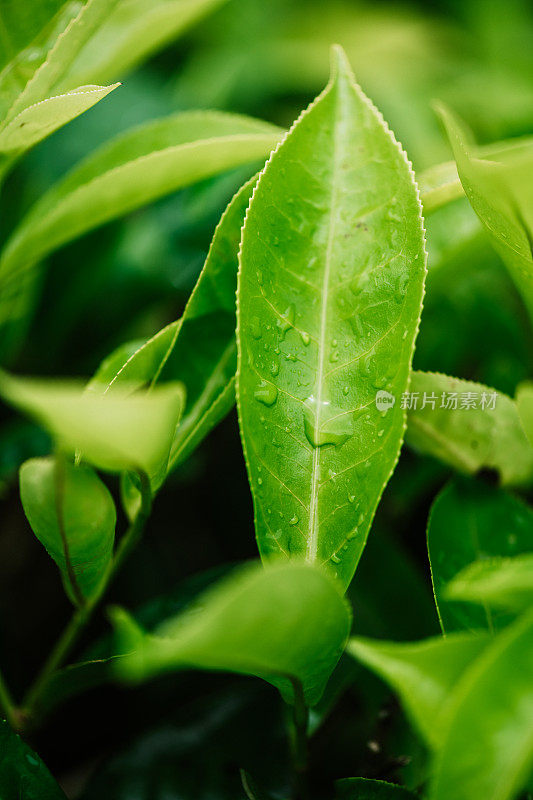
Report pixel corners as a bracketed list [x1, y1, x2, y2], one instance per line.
[427, 478, 533, 633]
[0, 718, 67, 799]
[336, 777, 417, 799]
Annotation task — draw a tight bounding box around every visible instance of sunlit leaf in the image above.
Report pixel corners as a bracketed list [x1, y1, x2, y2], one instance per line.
[113, 560, 351, 706]
[427, 477, 533, 633]
[405, 371, 533, 487]
[20, 456, 115, 605]
[517, 382, 533, 447]
[236, 46, 426, 590]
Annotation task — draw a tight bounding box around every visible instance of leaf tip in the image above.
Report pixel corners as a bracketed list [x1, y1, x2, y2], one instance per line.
[329, 43, 355, 85]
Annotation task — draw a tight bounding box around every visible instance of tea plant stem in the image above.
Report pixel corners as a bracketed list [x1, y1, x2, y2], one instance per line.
[21, 472, 152, 728]
[289, 679, 309, 800]
[0, 666, 17, 728]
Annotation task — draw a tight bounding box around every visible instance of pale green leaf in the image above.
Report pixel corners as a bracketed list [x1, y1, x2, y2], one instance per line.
[2, 0, 120, 125]
[86, 337, 150, 394]
[0, 111, 281, 332]
[347, 633, 489, 749]
[418, 161, 462, 214]
[427, 477, 533, 633]
[517, 382, 533, 447]
[445, 554, 533, 614]
[432, 610, 533, 800]
[20, 456, 115, 605]
[336, 778, 417, 799]
[438, 104, 533, 322]
[0, 371, 184, 482]
[0, 83, 119, 152]
[236, 46, 426, 590]
[61, 0, 229, 89]
[112, 560, 351, 706]
[405, 372, 533, 487]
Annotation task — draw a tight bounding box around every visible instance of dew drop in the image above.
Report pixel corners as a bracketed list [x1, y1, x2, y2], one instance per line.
[270, 362, 280, 377]
[348, 495, 356, 504]
[254, 381, 278, 406]
[256, 270, 263, 285]
[300, 330, 311, 346]
[250, 317, 262, 339]
[329, 351, 339, 363]
[289, 515, 299, 526]
[343, 385, 350, 396]
[303, 396, 355, 448]
[331, 553, 341, 564]
[277, 304, 296, 339]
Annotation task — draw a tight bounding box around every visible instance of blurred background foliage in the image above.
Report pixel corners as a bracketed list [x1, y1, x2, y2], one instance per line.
[0, 0, 532, 797]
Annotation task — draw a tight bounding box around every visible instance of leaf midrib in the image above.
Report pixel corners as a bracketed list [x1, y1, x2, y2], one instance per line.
[306, 84, 343, 562]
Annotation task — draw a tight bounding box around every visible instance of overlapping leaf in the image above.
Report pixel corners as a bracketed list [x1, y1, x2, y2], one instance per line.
[20, 457, 116, 605]
[0, 111, 281, 335]
[0, 371, 184, 484]
[427, 477, 533, 633]
[405, 372, 533, 487]
[438, 104, 533, 321]
[113, 560, 351, 706]
[445, 554, 533, 614]
[236, 46, 426, 590]
[347, 633, 489, 749]
[336, 778, 417, 799]
[432, 610, 533, 800]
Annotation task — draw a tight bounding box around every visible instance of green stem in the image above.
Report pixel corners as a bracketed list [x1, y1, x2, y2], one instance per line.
[21, 471, 152, 727]
[0, 666, 17, 728]
[289, 679, 309, 800]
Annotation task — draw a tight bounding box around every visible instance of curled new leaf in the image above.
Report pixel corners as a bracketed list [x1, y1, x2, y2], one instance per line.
[113, 560, 351, 706]
[237, 45, 426, 589]
[20, 457, 115, 606]
[405, 371, 533, 487]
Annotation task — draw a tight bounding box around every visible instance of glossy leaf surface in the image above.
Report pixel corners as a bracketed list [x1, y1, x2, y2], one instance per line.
[427, 478, 533, 633]
[517, 383, 533, 447]
[0, 371, 184, 482]
[20, 457, 115, 605]
[432, 610, 533, 800]
[113, 560, 351, 706]
[237, 46, 426, 589]
[406, 372, 533, 487]
[0, 719, 66, 799]
[445, 554, 533, 614]
[347, 633, 489, 749]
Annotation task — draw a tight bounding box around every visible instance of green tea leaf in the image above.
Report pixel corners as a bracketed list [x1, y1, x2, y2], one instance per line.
[104, 176, 257, 471]
[427, 478, 533, 633]
[236, 46, 426, 590]
[445, 554, 533, 614]
[61, 0, 229, 88]
[0, 718, 67, 799]
[438, 104, 533, 322]
[336, 777, 417, 799]
[0, 371, 184, 483]
[432, 610, 533, 800]
[347, 633, 489, 749]
[86, 337, 151, 394]
[405, 372, 533, 487]
[0, 111, 282, 332]
[0, 83, 119, 152]
[113, 560, 351, 706]
[517, 382, 533, 447]
[20, 456, 115, 605]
